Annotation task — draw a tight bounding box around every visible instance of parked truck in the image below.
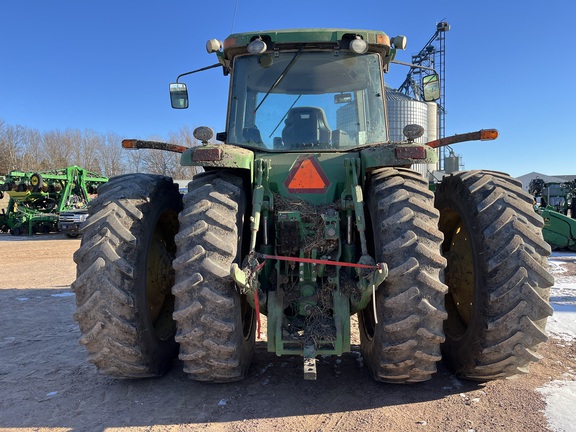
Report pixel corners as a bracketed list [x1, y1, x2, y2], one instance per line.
[72, 28, 553, 383]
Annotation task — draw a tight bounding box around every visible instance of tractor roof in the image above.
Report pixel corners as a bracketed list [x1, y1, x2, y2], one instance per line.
[222, 28, 392, 61]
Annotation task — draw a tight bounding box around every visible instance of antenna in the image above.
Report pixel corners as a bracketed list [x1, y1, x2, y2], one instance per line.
[231, 0, 239, 33]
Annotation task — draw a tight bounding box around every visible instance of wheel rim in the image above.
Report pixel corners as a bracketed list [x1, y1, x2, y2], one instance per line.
[146, 212, 177, 341]
[360, 300, 376, 341]
[240, 294, 255, 339]
[445, 220, 474, 332]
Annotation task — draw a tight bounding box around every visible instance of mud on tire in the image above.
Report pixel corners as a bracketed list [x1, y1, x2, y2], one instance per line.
[172, 171, 255, 382]
[360, 168, 448, 383]
[435, 170, 554, 380]
[72, 174, 182, 378]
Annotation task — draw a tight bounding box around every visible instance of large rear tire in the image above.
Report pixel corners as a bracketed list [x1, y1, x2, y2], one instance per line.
[172, 172, 255, 382]
[435, 170, 554, 380]
[360, 168, 448, 383]
[72, 174, 182, 378]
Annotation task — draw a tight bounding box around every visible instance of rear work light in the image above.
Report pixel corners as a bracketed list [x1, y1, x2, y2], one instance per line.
[349, 37, 368, 54]
[193, 147, 223, 162]
[247, 38, 267, 54]
[395, 146, 426, 159]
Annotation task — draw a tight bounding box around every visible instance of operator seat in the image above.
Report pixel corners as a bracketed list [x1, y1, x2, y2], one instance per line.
[282, 107, 331, 148]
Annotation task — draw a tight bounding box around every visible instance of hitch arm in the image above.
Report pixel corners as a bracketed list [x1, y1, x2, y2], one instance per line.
[426, 129, 498, 149]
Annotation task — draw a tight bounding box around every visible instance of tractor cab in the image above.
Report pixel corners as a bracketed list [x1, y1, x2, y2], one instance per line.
[170, 29, 438, 152]
[224, 48, 387, 150]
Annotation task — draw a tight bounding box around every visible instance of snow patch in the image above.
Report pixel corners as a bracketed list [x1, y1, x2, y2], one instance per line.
[538, 381, 576, 432]
[51, 292, 75, 298]
[547, 253, 576, 342]
[540, 253, 576, 432]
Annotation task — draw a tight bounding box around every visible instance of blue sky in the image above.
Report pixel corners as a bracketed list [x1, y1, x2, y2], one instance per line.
[1, 0, 574, 178]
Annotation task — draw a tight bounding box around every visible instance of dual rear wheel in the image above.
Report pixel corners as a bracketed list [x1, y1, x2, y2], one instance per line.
[73, 172, 254, 381]
[360, 169, 553, 382]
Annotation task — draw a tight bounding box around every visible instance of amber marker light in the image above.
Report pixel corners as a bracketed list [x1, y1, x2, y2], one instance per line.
[223, 37, 237, 49]
[480, 129, 499, 141]
[376, 34, 387, 45]
[122, 139, 138, 149]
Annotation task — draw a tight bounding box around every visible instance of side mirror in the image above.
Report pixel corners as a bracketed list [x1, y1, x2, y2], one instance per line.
[170, 83, 189, 109]
[422, 74, 440, 102]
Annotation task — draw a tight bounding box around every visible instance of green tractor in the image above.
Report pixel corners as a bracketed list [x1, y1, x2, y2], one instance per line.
[72, 29, 553, 383]
[530, 178, 576, 251]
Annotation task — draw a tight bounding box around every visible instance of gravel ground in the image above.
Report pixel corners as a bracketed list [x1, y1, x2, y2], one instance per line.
[0, 233, 574, 432]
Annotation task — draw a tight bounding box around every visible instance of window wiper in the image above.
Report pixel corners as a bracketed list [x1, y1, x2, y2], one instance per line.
[268, 95, 301, 138]
[253, 46, 304, 114]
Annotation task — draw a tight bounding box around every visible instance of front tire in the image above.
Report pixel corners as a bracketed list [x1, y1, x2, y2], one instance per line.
[172, 172, 255, 382]
[72, 174, 182, 378]
[435, 170, 554, 380]
[360, 168, 448, 383]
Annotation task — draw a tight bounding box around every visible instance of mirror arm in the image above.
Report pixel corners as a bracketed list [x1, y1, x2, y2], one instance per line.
[176, 63, 222, 82]
[391, 59, 438, 74]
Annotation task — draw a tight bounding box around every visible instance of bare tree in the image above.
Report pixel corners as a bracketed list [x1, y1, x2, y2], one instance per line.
[0, 120, 202, 179]
[19, 128, 43, 172]
[98, 132, 126, 177]
[125, 148, 146, 174]
[167, 126, 201, 179]
[74, 129, 102, 173]
[0, 123, 26, 174]
[141, 145, 180, 177]
[43, 130, 73, 168]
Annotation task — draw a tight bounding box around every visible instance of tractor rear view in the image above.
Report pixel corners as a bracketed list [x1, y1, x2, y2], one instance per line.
[72, 29, 553, 383]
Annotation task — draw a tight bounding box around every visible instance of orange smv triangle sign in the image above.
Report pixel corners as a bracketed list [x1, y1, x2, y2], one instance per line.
[285, 155, 330, 194]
